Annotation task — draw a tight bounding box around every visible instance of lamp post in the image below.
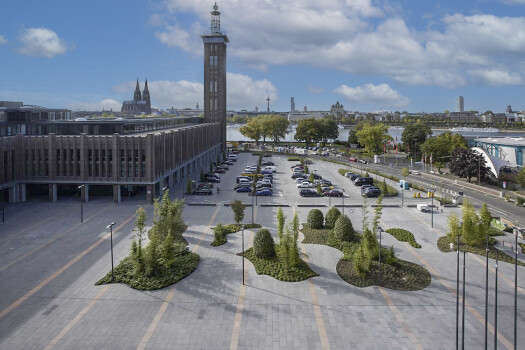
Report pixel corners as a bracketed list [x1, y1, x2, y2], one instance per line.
[106, 223, 116, 282]
[242, 225, 245, 285]
[78, 185, 84, 224]
[378, 225, 382, 286]
[462, 251, 466, 350]
[485, 224, 490, 350]
[456, 235, 460, 350]
[513, 228, 519, 350]
[342, 194, 345, 216]
[1, 206, 4, 224]
[494, 250, 499, 350]
[251, 194, 254, 224]
[412, 138, 418, 167]
[430, 184, 435, 228]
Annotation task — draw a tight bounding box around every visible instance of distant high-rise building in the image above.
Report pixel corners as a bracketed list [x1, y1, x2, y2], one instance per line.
[202, 2, 228, 149]
[507, 105, 512, 113]
[303, 106, 307, 112]
[266, 96, 270, 112]
[456, 96, 464, 112]
[291, 97, 295, 112]
[122, 79, 151, 115]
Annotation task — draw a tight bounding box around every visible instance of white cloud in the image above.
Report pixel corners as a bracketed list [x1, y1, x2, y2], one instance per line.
[334, 83, 410, 108]
[0, 35, 7, 45]
[67, 99, 122, 112]
[16, 28, 68, 58]
[154, 2, 525, 88]
[468, 69, 522, 86]
[501, 0, 525, 4]
[308, 85, 325, 94]
[112, 73, 277, 110]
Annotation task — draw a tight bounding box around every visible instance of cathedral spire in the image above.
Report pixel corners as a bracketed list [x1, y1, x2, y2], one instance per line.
[134, 78, 142, 101]
[210, 2, 222, 34]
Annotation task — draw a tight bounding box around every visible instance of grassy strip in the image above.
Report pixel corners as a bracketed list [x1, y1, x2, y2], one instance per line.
[95, 252, 200, 290]
[520, 243, 525, 254]
[435, 196, 453, 205]
[288, 157, 302, 161]
[239, 246, 318, 282]
[367, 169, 400, 183]
[211, 223, 262, 246]
[336, 259, 431, 291]
[437, 236, 525, 266]
[385, 228, 421, 248]
[301, 224, 430, 290]
[337, 168, 398, 196]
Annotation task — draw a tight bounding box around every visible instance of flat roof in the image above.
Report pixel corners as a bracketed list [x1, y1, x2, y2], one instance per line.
[475, 137, 525, 147]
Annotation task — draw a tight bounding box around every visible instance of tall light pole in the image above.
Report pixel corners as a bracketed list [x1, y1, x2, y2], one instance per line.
[106, 222, 116, 282]
[485, 224, 490, 350]
[251, 194, 254, 224]
[78, 185, 84, 223]
[456, 235, 460, 350]
[494, 250, 499, 350]
[242, 225, 245, 285]
[378, 225, 382, 286]
[462, 251, 466, 350]
[430, 184, 435, 228]
[513, 228, 518, 350]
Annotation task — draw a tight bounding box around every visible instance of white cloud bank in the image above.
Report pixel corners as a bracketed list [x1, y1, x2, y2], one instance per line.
[334, 84, 410, 108]
[112, 73, 277, 110]
[0, 35, 7, 45]
[154, 1, 525, 88]
[16, 28, 69, 58]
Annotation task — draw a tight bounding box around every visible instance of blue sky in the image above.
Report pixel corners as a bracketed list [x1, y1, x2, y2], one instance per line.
[1, 0, 525, 113]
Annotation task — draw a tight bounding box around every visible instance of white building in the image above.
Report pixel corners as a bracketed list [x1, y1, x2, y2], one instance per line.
[456, 96, 464, 112]
[288, 111, 326, 121]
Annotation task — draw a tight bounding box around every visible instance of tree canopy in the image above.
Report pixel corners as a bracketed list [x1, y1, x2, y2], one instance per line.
[356, 123, 392, 154]
[401, 122, 432, 158]
[348, 120, 374, 145]
[449, 148, 489, 183]
[319, 118, 339, 146]
[295, 118, 322, 146]
[420, 131, 467, 162]
[240, 118, 262, 146]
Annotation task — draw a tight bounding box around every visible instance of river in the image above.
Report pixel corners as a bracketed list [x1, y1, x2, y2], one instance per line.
[226, 125, 525, 144]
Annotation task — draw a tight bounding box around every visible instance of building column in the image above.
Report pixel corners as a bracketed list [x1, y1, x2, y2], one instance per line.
[113, 185, 121, 203]
[81, 185, 89, 202]
[49, 184, 57, 202]
[147, 185, 155, 204]
[20, 184, 27, 202]
[9, 185, 20, 203]
[169, 173, 175, 188]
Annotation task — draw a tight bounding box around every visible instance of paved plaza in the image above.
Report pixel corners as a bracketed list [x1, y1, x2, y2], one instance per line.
[0, 153, 524, 349]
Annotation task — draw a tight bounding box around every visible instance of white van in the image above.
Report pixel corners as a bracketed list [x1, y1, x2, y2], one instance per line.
[417, 204, 430, 213]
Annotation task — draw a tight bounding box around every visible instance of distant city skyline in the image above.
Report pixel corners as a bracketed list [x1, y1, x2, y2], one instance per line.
[1, 1, 525, 113]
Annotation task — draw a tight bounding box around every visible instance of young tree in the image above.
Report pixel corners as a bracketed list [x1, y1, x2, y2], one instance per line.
[133, 207, 147, 269]
[319, 118, 339, 147]
[290, 213, 300, 266]
[401, 122, 432, 158]
[447, 213, 462, 242]
[362, 227, 379, 260]
[402, 168, 409, 177]
[277, 207, 286, 241]
[150, 191, 187, 243]
[461, 199, 483, 245]
[479, 203, 492, 229]
[353, 244, 371, 278]
[517, 167, 525, 188]
[371, 196, 384, 234]
[240, 118, 262, 147]
[295, 118, 322, 146]
[263, 115, 289, 144]
[186, 178, 192, 195]
[231, 199, 246, 225]
[348, 120, 374, 145]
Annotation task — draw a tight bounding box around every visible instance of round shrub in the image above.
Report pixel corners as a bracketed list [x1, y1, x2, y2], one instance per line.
[325, 207, 341, 229]
[253, 229, 276, 259]
[307, 209, 324, 229]
[331, 215, 355, 242]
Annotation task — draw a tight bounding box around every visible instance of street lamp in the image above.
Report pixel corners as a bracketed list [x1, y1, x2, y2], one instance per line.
[78, 185, 84, 223]
[430, 184, 435, 228]
[106, 222, 116, 282]
[513, 227, 519, 350]
[242, 225, 245, 285]
[378, 225, 382, 286]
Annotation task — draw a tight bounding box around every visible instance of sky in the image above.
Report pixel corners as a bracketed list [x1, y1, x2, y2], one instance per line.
[1, 0, 525, 113]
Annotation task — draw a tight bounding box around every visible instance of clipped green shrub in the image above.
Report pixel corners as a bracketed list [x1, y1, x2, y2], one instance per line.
[307, 209, 324, 229]
[253, 229, 276, 259]
[385, 228, 421, 248]
[325, 207, 341, 229]
[331, 214, 355, 242]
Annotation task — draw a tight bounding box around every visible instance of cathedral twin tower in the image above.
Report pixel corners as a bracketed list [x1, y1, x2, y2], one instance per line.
[121, 79, 151, 115]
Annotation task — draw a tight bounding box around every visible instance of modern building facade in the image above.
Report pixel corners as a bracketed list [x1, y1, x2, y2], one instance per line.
[290, 97, 295, 112]
[456, 96, 464, 112]
[121, 79, 151, 115]
[471, 137, 524, 177]
[202, 3, 228, 149]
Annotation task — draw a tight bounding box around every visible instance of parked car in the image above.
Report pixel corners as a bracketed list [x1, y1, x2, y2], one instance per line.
[297, 181, 313, 188]
[236, 176, 251, 183]
[205, 176, 220, 183]
[235, 184, 251, 190]
[300, 189, 321, 197]
[262, 161, 275, 166]
[226, 154, 238, 160]
[304, 160, 313, 164]
[354, 177, 374, 186]
[344, 172, 355, 178]
[362, 187, 381, 197]
[325, 189, 344, 197]
[263, 153, 272, 157]
[262, 166, 276, 173]
[216, 164, 228, 170]
[319, 179, 332, 186]
[257, 182, 272, 189]
[256, 188, 273, 196]
[261, 170, 272, 175]
[310, 173, 322, 180]
[320, 186, 333, 193]
[291, 164, 303, 169]
[349, 174, 361, 181]
[410, 170, 421, 175]
[193, 188, 212, 195]
[348, 157, 358, 162]
[292, 173, 305, 179]
[360, 184, 376, 193]
[263, 173, 273, 179]
[223, 160, 234, 166]
[359, 159, 368, 164]
[214, 168, 226, 174]
[236, 186, 252, 193]
[295, 177, 307, 184]
[417, 204, 430, 212]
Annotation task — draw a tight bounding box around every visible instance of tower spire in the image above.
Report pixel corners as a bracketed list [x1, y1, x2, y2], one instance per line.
[266, 95, 271, 112]
[134, 78, 142, 101]
[210, 2, 222, 34]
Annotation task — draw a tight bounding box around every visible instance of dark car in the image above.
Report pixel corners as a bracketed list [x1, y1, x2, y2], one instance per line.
[256, 182, 272, 189]
[231, 150, 239, 154]
[205, 176, 220, 183]
[235, 184, 251, 190]
[311, 174, 322, 180]
[320, 179, 332, 186]
[304, 160, 313, 164]
[256, 188, 272, 196]
[362, 187, 381, 197]
[354, 177, 374, 186]
[223, 160, 234, 166]
[236, 176, 251, 183]
[300, 189, 321, 197]
[262, 161, 275, 166]
[216, 164, 229, 170]
[263, 153, 272, 157]
[193, 188, 212, 195]
[292, 173, 305, 179]
[360, 184, 376, 193]
[236, 186, 252, 193]
[349, 174, 361, 181]
[214, 168, 226, 174]
[325, 189, 344, 197]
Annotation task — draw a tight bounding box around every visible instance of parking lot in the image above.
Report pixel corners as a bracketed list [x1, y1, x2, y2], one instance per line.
[1, 151, 524, 350]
